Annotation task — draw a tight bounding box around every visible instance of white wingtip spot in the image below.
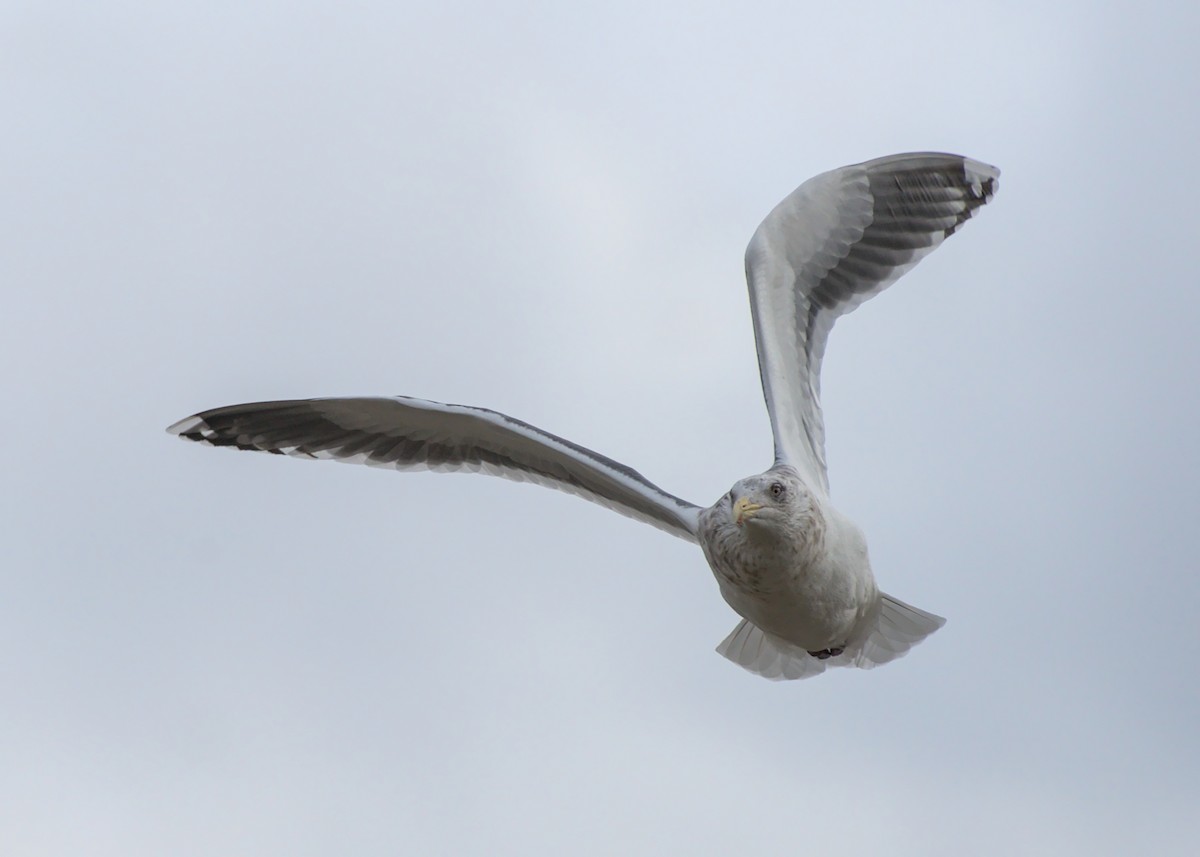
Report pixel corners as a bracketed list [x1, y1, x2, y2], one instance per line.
[962, 157, 1000, 199]
[166, 415, 204, 436]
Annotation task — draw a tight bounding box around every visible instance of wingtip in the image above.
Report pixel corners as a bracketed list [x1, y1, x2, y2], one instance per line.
[962, 157, 1000, 202]
[857, 151, 1000, 210]
[166, 414, 206, 438]
[962, 156, 1000, 181]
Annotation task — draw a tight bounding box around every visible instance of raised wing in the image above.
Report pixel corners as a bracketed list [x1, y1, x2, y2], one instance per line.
[168, 396, 702, 542]
[745, 152, 999, 492]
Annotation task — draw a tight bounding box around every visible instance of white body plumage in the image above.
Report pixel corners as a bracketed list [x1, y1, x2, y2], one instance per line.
[697, 466, 942, 680]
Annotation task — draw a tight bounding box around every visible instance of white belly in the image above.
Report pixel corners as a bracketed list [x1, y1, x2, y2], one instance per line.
[699, 505, 878, 651]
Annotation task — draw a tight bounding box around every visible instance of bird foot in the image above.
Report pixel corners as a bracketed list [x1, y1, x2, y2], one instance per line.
[807, 647, 844, 660]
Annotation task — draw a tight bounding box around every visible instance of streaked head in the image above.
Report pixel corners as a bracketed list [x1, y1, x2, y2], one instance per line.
[724, 466, 817, 539]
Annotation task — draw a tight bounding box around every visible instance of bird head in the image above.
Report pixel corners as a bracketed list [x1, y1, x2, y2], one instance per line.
[725, 466, 817, 541]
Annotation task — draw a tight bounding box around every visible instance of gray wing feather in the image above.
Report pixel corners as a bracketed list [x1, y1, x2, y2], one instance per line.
[168, 396, 702, 542]
[746, 152, 999, 491]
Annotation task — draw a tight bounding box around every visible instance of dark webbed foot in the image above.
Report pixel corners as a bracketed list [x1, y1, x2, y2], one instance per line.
[807, 647, 845, 660]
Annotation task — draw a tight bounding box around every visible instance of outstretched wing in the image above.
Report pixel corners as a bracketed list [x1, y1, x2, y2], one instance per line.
[745, 152, 999, 492]
[168, 396, 702, 542]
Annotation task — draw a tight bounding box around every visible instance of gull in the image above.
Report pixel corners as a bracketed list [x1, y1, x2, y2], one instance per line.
[169, 152, 998, 680]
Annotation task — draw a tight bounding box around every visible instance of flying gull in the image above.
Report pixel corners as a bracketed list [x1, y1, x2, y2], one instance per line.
[169, 152, 999, 680]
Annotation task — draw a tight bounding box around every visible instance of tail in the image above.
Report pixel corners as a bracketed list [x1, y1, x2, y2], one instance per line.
[852, 593, 946, 669]
[716, 594, 946, 681]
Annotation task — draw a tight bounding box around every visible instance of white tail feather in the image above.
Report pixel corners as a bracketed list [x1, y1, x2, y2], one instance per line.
[716, 621, 831, 681]
[716, 593, 945, 681]
[852, 594, 946, 669]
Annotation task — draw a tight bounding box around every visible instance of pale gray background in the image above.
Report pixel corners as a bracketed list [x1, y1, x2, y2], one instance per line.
[3, 2, 1197, 854]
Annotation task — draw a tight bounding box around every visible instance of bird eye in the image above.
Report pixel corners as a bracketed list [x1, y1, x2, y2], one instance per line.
[769, 482, 785, 498]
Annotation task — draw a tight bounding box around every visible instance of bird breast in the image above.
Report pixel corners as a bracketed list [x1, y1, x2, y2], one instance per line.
[698, 501, 876, 650]
[698, 499, 828, 595]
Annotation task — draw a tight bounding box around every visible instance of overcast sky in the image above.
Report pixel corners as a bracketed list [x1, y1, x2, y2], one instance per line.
[3, 2, 1198, 855]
